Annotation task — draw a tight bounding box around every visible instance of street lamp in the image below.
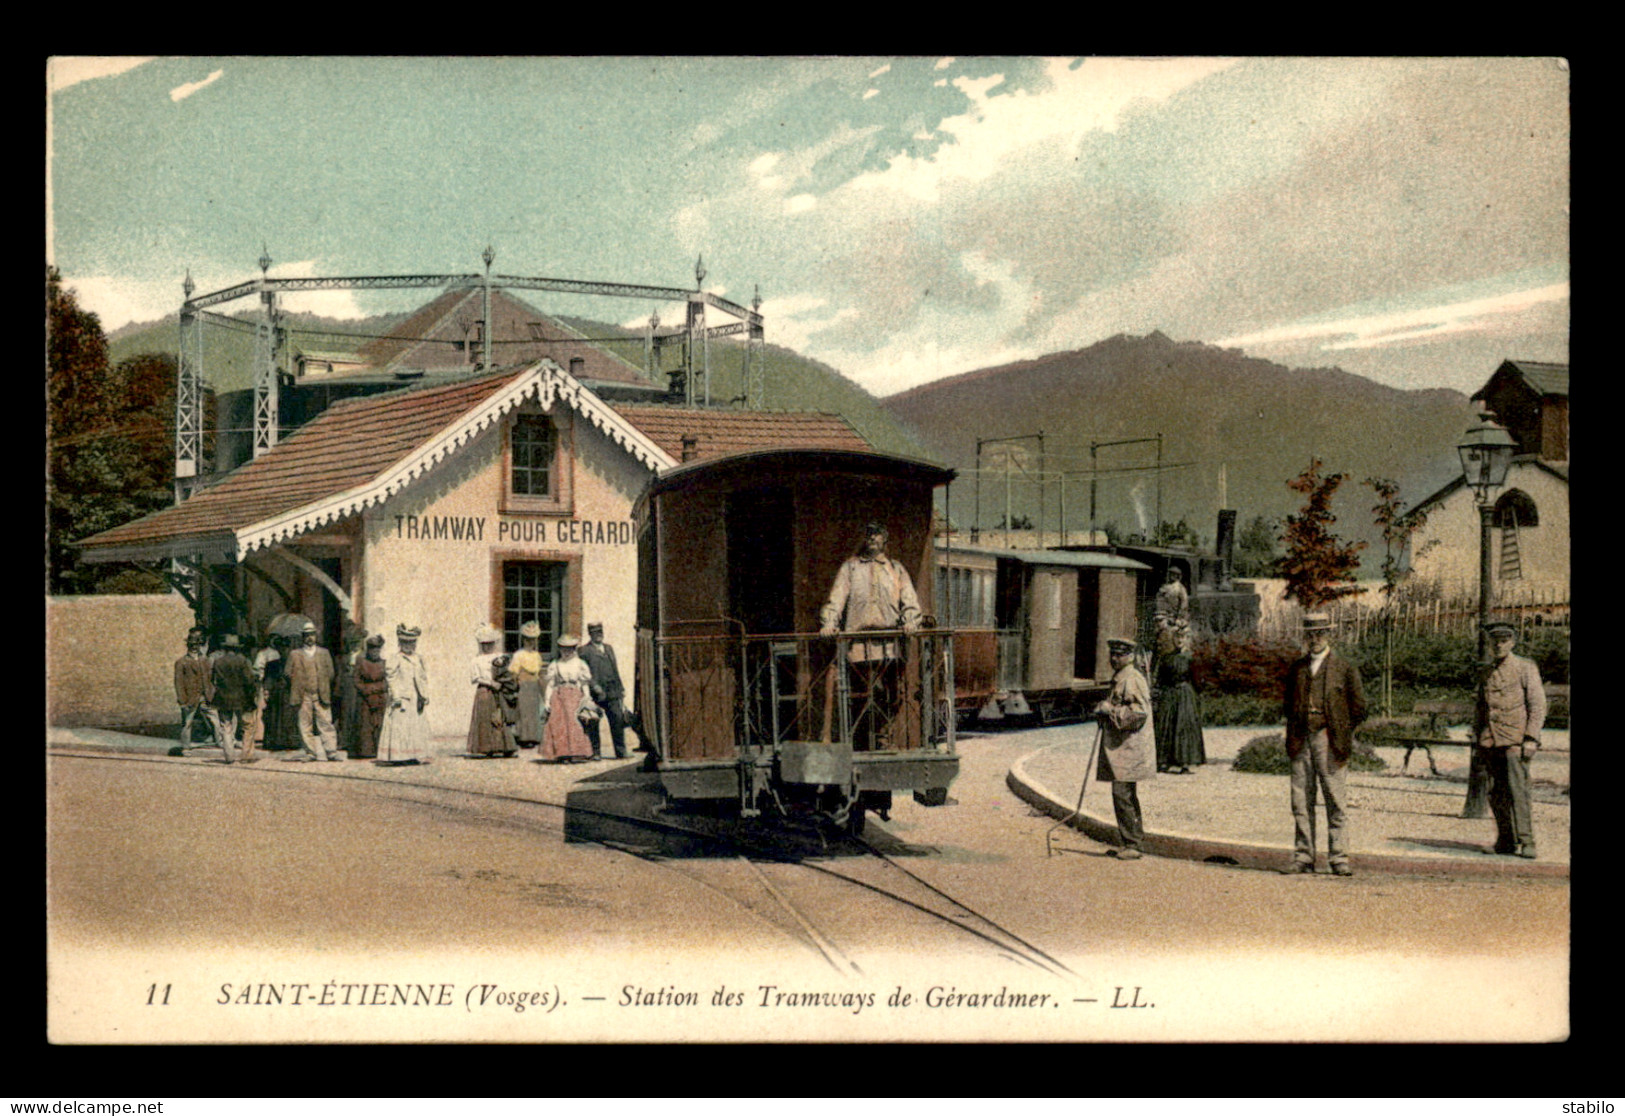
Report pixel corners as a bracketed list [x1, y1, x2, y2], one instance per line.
[1455, 412, 1517, 819]
[1457, 412, 1519, 653]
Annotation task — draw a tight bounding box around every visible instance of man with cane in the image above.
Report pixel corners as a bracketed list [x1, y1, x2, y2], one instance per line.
[1096, 636, 1157, 859]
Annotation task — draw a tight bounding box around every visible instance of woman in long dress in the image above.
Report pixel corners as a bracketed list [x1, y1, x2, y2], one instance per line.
[467, 625, 514, 757]
[378, 623, 431, 765]
[539, 635, 597, 763]
[509, 621, 546, 750]
[1154, 631, 1206, 774]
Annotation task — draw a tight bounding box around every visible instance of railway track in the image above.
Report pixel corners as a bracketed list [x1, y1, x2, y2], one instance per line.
[51, 748, 1070, 977]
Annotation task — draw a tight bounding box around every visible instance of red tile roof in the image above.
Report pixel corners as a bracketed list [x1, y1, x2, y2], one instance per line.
[611, 405, 872, 461]
[78, 369, 533, 553]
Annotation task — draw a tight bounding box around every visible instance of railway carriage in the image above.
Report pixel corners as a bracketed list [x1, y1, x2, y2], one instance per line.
[633, 449, 961, 835]
[937, 544, 1151, 724]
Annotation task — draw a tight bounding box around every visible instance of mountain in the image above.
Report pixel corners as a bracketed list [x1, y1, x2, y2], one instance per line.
[881, 331, 1479, 564]
[101, 301, 934, 463]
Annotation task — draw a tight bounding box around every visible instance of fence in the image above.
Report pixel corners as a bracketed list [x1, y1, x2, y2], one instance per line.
[1251, 582, 1569, 643]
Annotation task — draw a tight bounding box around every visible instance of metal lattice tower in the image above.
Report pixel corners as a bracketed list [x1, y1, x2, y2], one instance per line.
[174, 271, 203, 502]
[252, 247, 281, 458]
[747, 284, 765, 410]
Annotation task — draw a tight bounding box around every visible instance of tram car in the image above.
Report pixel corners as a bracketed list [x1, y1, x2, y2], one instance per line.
[632, 448, 960, 835]
[936, 543, 1151, 724]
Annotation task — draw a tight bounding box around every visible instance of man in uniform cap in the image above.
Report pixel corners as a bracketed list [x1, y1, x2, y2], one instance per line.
[286, 619, 341, 761]
[1095, 636, 1156, 859]
[1283, 612, 1367, 875]
[173, 628, 214, 750]
[1474, 621, 1546, 858]
[820, 521, 923, 749]
[579, 622, 630, 760]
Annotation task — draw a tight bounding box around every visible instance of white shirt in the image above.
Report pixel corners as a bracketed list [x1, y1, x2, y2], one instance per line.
[1308, 648, 1330, 676]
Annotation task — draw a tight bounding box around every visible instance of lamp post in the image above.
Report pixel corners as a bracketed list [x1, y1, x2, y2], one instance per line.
[1455, 413, 1517, 818]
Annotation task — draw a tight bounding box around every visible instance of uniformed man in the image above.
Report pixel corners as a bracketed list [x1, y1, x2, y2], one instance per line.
[1474, 622, 1547, 859]
[579, 622, 630, 760]
[820, 522, 922, 749]
[173, 628, 214, 749]
[286, 620, 341, 762]
[1282, 613, 1367, 876]
[1096, 636, 1156, 860]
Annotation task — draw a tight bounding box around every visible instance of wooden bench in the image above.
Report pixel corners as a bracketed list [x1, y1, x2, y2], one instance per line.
[1375, 685, 1569, 775]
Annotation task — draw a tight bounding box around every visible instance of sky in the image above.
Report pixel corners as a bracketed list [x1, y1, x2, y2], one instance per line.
[46, 56, 1569, 398]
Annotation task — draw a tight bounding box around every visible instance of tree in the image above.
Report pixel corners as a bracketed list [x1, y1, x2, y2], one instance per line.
[1363, 476, 1436, 716]
[1278, 458, 1365, 609]
[47, 266, 177, 594]
[1233, 514, 1280, 578]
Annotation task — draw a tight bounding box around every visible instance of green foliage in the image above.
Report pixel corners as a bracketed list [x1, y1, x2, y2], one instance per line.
[1199, 692, 1283, 726]
[1193, 636, 1300, 697]
[1363, 476, 1430, 596]
[47, 267, 179, 595]
[1125, 518, 1203, 548]
[1233, 732, 1387, 775]
[1356, 715, 1452, 744]
[1233, 514, 1280, 578]
[1279, 458, 1366, 608]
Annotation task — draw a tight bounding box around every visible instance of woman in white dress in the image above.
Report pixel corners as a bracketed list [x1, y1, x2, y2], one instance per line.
[539, 635, 597, 763]
[378, 623, 431, 765]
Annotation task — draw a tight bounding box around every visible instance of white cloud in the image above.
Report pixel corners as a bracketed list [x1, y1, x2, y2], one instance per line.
[785, 194, 817, 214]
[863, 88, 879, 100]
[868, 64, 891, 79]
[935, 57, 955, 71]
[1215, 282, 1570, 354]
[170, 68, 223, 103]
[48, 56, 156, 93]
[933, 79, 947, 88]
[850, 56, 1239, 203]
[271, 260, 371, 320]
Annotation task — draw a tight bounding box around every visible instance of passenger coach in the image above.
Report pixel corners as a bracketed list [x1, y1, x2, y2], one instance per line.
[632, 449, 960, 835]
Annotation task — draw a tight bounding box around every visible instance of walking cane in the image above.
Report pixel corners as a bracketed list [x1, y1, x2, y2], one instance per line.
[1046, 717, 1104, 858]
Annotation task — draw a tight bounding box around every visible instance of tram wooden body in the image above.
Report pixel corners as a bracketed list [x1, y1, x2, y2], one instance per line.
[632, 449, 960, 834]
[937, 544, 1150, 724]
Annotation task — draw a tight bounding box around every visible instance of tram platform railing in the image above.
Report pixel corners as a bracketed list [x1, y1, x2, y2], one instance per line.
[641, 628, 958, 762]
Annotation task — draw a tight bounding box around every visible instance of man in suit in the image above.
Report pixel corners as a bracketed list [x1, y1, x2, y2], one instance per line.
[1475, 621, 1547, 859]
[286, 620, 341, 762]
[1096, 636, 1157, 860]
[173, 627, 214, 749]
[579, 622, 629, 760]
[207, 634, 259, 764]
[1283, 612, 1367, 876]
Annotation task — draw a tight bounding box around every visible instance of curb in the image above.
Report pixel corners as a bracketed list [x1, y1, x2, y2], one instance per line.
[1008, 745, 1569, 880]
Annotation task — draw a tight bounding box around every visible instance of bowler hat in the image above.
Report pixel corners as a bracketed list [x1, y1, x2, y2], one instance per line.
[365, 634, 386, 648]
[587, 622, 604, 632]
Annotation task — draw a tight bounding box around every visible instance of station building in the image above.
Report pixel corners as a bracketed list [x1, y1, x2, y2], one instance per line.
[76, 360, 871, 738]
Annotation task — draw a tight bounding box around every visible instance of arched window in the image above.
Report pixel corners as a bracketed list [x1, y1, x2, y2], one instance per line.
[1492, 489, 1538, 529]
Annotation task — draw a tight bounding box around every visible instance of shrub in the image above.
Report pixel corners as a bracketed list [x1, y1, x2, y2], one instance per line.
[1233, 732, 1386, 775]
[1199, 692, 1282, 726]
[1193, 637, 1300, 697]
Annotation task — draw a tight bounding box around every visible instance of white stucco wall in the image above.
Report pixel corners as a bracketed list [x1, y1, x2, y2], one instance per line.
[359, 407, 652, 738]
[1407, 463, 1569, 601]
